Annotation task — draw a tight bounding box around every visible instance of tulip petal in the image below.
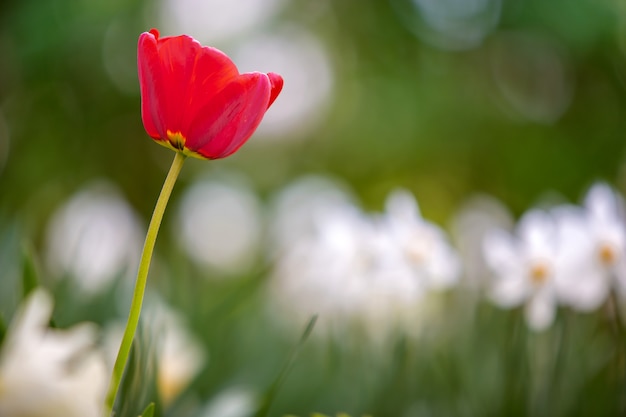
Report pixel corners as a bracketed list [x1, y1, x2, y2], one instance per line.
[184, 47, 240, 129]
[154, 35, 198, 133]
[159, 36, 240, 133]
[139, 30, 240, 138]
[186, 73, 271, 159]
[138, 31, 167, 140]
[267, 72, 284, 109]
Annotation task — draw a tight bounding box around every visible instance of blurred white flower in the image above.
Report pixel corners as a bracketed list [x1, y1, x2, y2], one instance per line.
[270, 201, 372, 336]
[103, 298, 206, 408]
[554, 183, 626, 310]
[233, 26, 334, 140]
[44, 181, 144, 295]
[159, 0, 285, 45]
[200, 386, 257, 417]
[351, 217, 428, 339]
[383, 189, 461, 290]
[269, 185, 455, 342]
[175, 177, 263, 276]
[145, 300, 206, 406]
[0, 289, 107, 417]
[268, 175, 357, 254]
[483, 210, 560, 331]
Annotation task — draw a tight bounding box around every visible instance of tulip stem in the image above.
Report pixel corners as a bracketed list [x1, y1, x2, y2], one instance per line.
[104, 152, 186, 416]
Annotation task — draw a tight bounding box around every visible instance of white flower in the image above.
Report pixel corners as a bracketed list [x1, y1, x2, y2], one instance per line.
[200, 386, 257, 417]
[383, 189, 461, 290]
[233, 26, 334, 140]
[554, 183, 626, 310]
[175, 176, 263, 276]
[270, 202, 372, 335]
[145, 300, 206, 407]
[483, 210, 560, 331]
[268, 175, 357, 254]
[350, 217, 427, 340]
[0, 289, 107, 417]
[104, 300, 207, 408]
[44, 181, 144, 295]
[160, 0, 285, 45]
[269, 186, 453, 342]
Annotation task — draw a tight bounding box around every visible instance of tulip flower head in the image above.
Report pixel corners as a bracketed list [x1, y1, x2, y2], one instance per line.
[138, 29, 283, 159]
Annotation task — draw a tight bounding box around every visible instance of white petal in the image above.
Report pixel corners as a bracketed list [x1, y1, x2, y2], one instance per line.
[557, 266, 608, 311]
[44, 182, 143, 295]
[6, 290, 53, 348]
[385, 188, 422, 222]
[201, 386, 258, 417]
[554, 205, 592, 253]
[483, 229, 519, 274]
[0, 290, 107, 417]
[176, 178, 263, 275]
[585, 182, 622, 221]
[268, 175, 356, 251]
[426, 243, 461, 289]
[490, 273, 529, 308]
[518, 209, 556, 258]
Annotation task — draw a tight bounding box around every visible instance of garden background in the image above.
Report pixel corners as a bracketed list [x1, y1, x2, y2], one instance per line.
[1, 0, 626, 416]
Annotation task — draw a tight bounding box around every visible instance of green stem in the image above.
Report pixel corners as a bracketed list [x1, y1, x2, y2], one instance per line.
[103, 152, 186, 416]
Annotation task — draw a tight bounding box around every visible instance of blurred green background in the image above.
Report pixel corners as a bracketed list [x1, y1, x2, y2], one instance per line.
[1, 0, 626, 416]
[2, 0, 625, 223]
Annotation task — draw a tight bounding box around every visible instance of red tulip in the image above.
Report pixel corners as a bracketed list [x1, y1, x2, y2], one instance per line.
[137, 29, 283, 160]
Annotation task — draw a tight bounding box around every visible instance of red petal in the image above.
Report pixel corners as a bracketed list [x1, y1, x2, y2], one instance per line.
[185, 73, 271, 159]
[138, 31, 167, 139]
[178, 44, 240, 132]
[162, 36, 239, 133]
[267, 72, 283, 108]
[139, 31, 240, 137]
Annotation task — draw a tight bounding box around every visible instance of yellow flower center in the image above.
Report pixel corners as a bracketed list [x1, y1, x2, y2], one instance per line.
[598, 242, 617, 266]
[529, 261, 550, 286]
[167, 130, 186, 151]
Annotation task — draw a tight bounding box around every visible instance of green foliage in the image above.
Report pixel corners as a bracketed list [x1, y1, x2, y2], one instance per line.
[0, 220, 23, 322]
[255, 316, 318, 417]
[115, 331, 159, 417]
[0, 314, 6, 347]
[139, 403, 155, 417]
[285, 414, 372, 417]
[21, 242, 40, 299]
